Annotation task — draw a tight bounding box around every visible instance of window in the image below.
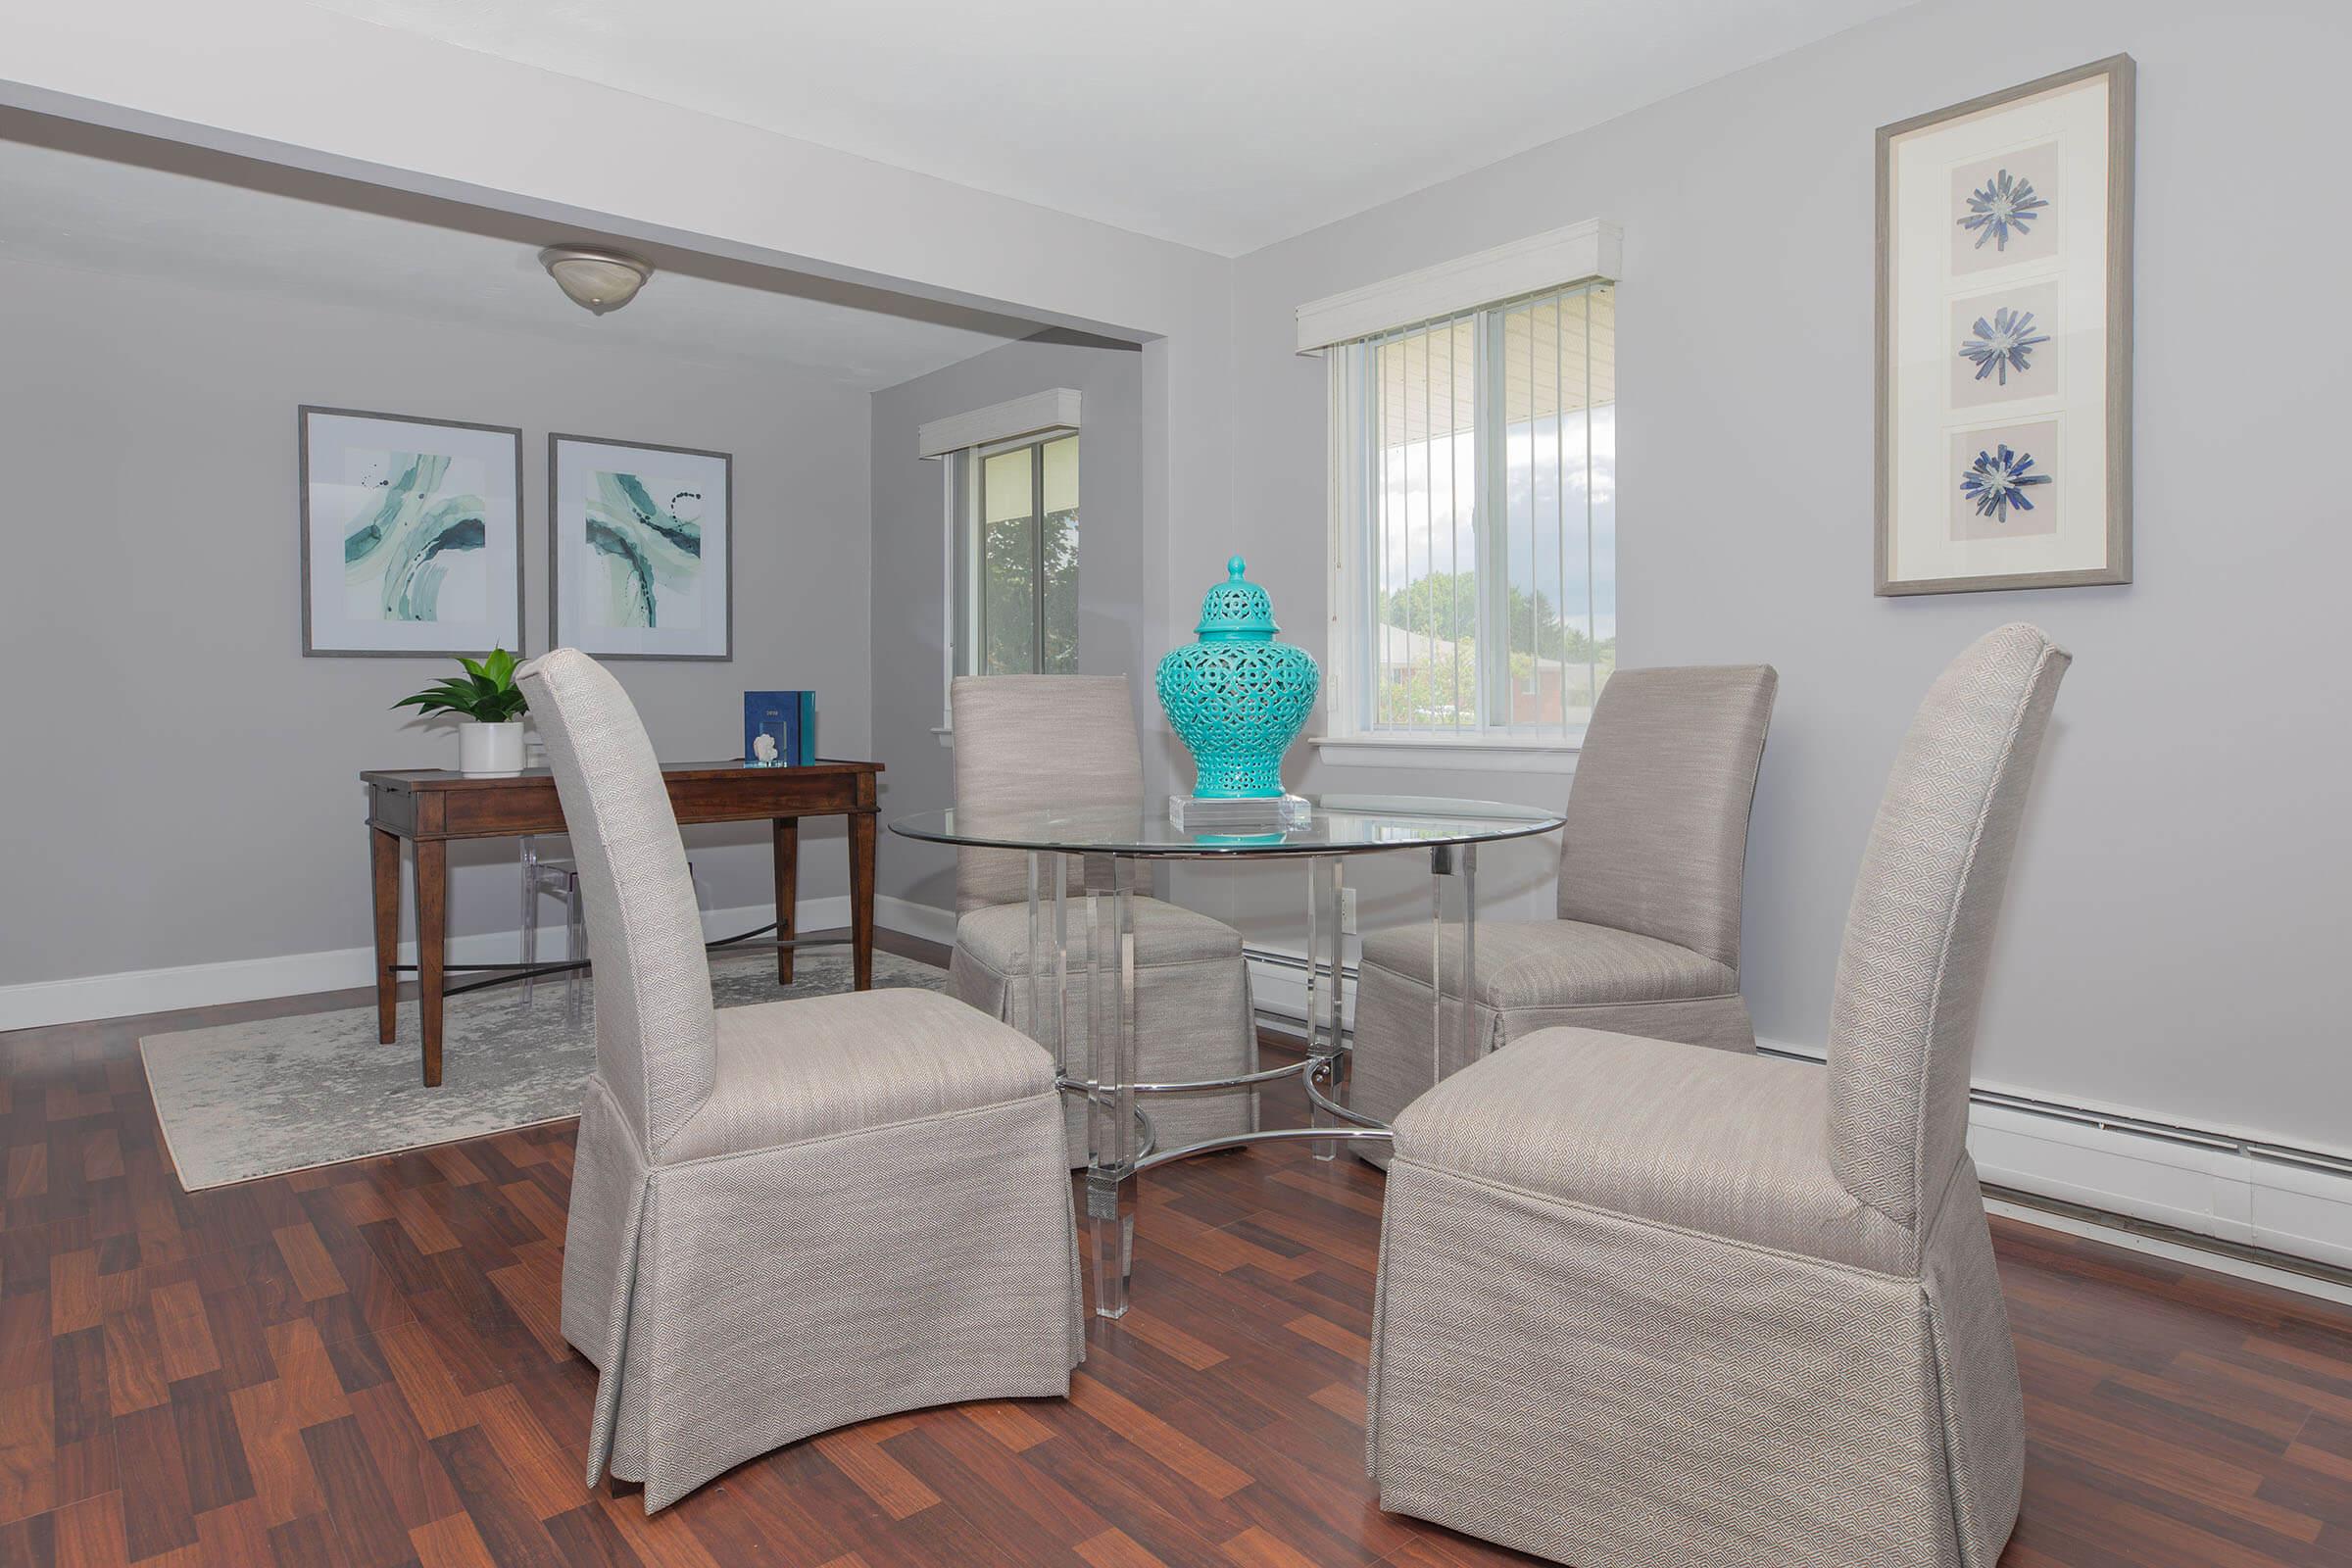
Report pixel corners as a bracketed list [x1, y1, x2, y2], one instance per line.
[975, 434, 1079, 675]
[1327, 280, 1615, 747]
[916, 387, 1083, 734]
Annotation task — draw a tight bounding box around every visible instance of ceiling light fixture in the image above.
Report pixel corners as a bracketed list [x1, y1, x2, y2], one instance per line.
[539, 245, 653, 315]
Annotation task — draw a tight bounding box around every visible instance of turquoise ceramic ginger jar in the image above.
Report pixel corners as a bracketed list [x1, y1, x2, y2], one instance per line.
[1155, 557, 1320, 799]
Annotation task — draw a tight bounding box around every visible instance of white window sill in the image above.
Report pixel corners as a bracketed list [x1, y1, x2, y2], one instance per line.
[1308, 733, 1581, 773]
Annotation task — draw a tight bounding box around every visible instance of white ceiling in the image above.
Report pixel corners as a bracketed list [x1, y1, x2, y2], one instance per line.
[0, 131, 1034, 388]
[309, 0, 1917, 256]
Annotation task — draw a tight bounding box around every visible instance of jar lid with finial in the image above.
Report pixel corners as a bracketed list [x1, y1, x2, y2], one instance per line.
[1195, 556, 1280, 641]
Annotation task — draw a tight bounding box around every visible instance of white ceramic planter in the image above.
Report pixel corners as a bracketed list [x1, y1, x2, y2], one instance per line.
[459, 719, 526, 776]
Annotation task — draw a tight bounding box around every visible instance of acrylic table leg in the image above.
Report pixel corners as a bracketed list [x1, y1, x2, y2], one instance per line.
[1054, 854, 1071, 1077]
[771, 817, 800, 984]
[1459, 843, 1479, 1067]
[413, 837, 447, 1087]
[1025, 852, 1043, 1047]
[1429, 845, 1448, 1093]
[1308, 857, 1348, 1160]
[1085, 856, 1140, 1319]
[371, 826, 401, 1045]
[1426, 843, 1480, 1097]
[849, 808, 876, 990]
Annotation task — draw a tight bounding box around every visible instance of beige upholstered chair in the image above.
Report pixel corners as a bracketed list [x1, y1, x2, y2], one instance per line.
[1349, 664, 1778, 1160]
[1366, 624, 2068, 1568]
[946, 674, 1257, 1155]
[517, 649, 1081, 1514]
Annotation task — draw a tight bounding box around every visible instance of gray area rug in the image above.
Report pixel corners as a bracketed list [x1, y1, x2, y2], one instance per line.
[141, 949, 947, 1191]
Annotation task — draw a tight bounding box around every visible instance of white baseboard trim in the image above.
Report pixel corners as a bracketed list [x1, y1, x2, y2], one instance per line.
[873, 896, 958, 949]
[1984, 1199, 2352, 1309]
[0, 893, 993, 1033]
[1239, 948, 2352, 1286]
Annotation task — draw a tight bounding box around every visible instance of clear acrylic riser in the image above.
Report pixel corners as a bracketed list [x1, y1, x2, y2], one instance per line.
[1166, 793, 1313, 833]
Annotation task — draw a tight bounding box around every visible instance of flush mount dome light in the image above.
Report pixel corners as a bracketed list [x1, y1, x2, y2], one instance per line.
[540, 246, 653, 314]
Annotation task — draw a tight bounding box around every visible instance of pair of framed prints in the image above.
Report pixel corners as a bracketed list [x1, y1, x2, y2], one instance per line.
[298, 407, 734, 659]
[1877, 54, 2133, 596]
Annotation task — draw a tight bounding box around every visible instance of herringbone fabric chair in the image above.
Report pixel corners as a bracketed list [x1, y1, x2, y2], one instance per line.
[1366, 625, 2069, 1568]
[1349, 663, 1778, 1165]
[519, 649, 1082, 1513]
[946, 674, 1257, 1156]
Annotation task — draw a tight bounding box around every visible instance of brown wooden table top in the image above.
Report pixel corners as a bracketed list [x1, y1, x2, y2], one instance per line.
[362, 758, 883, 789]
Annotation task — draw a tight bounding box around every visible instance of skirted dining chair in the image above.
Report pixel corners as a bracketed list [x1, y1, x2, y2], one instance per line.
[1364, 624, 2068, 1568]
[517, 649, 1082, 1514]
[946, 674, 1257, 1155]
[1349, 663, 1778, 1163]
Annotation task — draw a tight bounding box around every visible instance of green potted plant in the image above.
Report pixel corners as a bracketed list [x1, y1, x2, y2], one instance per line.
[394, 648, 530, 775]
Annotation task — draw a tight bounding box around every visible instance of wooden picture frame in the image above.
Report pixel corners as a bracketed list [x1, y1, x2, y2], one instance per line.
[1875, 55, 2134, 596]
[549, 433, 734, 661]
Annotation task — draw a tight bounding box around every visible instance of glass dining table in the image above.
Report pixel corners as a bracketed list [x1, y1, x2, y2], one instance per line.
[891, 795, 1564, 1319]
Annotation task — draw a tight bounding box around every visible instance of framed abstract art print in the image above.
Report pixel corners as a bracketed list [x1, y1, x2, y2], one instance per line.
[550, 434, 733, 660]
[1876, 55, 2133, 595]
[299, 407, 523, 656]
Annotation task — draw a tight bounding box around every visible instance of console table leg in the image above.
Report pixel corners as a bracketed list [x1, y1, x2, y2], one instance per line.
[414, 838, 447, 1087]
[850, 809, 876, 991]
[370, 826, 401, 1046]
[771, 817, 799, 985]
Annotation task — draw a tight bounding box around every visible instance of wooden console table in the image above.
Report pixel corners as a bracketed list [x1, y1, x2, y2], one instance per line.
[364, 760, 882, 1086]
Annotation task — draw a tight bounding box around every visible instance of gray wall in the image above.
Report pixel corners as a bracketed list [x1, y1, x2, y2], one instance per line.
[868, 336, 1147, 912]
[0, 255, 874, 984]
[1218, 0, 2352, 1150]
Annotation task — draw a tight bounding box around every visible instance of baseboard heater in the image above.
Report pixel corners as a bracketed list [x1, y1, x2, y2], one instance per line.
[1245, 944, 2352, 1290]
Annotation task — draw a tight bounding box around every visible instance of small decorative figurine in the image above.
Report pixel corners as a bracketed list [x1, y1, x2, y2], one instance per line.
[751, 733, 780, 765]
[1155, 557, 1320, 801]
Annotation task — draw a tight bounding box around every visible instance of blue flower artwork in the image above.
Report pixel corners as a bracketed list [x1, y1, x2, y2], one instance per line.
[1958, 443, 2052, 523]
[1958, 169, 2048, 252]
[1958, 307, 2051, 386]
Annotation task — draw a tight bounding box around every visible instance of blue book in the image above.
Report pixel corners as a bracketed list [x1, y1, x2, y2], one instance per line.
[743, 690, 815, 767]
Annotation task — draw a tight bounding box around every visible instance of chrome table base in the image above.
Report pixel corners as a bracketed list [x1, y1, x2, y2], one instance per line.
[1027, 845, 1480, 1319]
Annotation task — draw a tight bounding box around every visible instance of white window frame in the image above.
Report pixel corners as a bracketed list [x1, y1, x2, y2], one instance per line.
[916, 388, 1081, 741]
[1298, 220, 1620, 771]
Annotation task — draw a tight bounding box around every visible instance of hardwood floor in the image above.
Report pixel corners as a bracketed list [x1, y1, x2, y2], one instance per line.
[3, 933, 2349, 1567]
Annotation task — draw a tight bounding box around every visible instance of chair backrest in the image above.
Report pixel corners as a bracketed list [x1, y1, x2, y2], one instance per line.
[515, 649, 716, 1153]
[1827, 624, 2071, 1231]
[951, 674, 1145, 913]
[1555, 664, 1779, 971]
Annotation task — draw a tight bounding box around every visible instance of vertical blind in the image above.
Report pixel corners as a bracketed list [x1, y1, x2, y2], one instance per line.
[1337, 281, 1616, 739]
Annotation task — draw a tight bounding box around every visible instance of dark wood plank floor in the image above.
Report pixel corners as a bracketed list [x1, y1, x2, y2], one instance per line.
[3, 932, 2349, 1567]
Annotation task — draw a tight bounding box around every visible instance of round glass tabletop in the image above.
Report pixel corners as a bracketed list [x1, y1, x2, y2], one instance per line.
[888, 795, 1565, 858]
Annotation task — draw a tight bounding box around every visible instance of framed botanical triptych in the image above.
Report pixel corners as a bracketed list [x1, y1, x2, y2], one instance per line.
[299, 407, 524, 656]
[549, 433, 734, 660]
[1876, 55, 2134, 595]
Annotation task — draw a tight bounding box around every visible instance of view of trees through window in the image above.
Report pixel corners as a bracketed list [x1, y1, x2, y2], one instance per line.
[1377, 571, 1615, 728]
[980, 434, 1077, 675]
[1355, 284, 1615, 735]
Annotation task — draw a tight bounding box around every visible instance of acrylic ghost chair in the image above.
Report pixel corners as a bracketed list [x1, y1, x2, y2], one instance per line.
[517, 648, 1081, 1513]
[519, 835, 704, 1025]
[1366, 624, 2068, 1568]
